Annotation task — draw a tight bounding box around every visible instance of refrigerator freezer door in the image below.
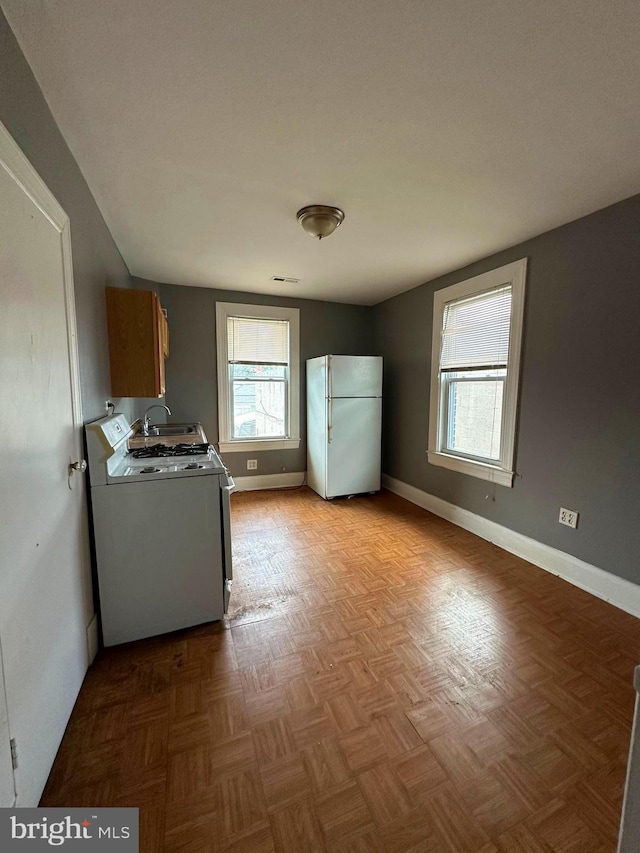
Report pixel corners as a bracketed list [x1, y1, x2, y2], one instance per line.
[329, 355, 382, 398]
[326, 397, 382, 497]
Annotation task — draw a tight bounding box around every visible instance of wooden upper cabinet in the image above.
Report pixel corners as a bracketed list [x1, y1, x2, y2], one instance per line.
[105, 287, 169, 397]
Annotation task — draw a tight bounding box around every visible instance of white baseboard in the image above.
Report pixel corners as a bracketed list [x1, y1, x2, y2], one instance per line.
[86, 614, 99, 664]
[382, 474, 640, 620]
[232, 472, 306, 492]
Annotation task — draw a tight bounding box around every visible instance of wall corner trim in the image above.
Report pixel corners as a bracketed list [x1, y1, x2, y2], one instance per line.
[382, 474, 640, 619]
[232, 472, 306, 492]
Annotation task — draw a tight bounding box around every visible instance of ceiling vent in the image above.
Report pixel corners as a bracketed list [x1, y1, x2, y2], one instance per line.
[270, 276, 300, 284]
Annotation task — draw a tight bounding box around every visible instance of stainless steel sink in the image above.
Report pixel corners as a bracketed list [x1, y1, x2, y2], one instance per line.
[148, 423, 200, 436]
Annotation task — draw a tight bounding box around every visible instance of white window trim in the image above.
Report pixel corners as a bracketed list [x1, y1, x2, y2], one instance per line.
[216, 302, 301, 453]
[427, 259, 527, 487]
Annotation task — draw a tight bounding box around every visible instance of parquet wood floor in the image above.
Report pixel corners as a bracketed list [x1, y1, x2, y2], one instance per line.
[41, 488, 638, 852]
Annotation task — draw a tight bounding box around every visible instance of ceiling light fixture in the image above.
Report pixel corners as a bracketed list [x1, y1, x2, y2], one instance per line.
[297, 205, 345, 240]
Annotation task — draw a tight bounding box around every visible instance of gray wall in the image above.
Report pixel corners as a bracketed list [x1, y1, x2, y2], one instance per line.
[133, 278, 375, 478]
[0, 9, 132, 423]
[374, 194, 640, 584]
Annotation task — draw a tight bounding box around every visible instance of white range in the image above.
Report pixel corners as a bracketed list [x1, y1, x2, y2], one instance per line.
[86, 414, 233, 646]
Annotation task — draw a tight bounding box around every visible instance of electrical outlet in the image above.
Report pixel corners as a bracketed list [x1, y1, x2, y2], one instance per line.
[247, 459, 257, 470]
[559, 507, 578, 529]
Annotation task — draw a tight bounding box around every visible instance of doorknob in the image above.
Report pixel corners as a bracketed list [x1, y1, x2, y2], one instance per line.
[68, 459, 87, 489]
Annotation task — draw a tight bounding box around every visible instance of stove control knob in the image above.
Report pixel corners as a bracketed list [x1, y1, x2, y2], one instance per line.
[70, 460, 87, 473]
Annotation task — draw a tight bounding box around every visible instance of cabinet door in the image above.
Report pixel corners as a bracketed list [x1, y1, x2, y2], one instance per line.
[106, 287, 165, 397]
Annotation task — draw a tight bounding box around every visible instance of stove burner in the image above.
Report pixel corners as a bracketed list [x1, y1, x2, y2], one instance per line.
[140, 466, 161, 474]
[184, 462, 203, 470]
[130, 443, 210, 459]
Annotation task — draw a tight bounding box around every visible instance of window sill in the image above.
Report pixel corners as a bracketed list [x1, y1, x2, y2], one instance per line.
[427, 450, 514, 487]
[219, 438, 301, 453]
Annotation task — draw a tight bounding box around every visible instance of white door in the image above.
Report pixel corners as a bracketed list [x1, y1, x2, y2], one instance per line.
[0, 122, 91, 805]
[326, 397, 382, 497]
[328, 355, 382, 399]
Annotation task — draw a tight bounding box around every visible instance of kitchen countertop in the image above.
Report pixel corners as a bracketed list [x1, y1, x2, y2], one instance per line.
[128, 420, 208, 449]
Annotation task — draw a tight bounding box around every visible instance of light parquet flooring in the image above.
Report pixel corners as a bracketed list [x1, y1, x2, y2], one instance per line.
[41, 488, 638, 852]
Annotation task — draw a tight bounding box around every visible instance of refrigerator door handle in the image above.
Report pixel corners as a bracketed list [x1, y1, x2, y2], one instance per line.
[327, 397, 332, 443]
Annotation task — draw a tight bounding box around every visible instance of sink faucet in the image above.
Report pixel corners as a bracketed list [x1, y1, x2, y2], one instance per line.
[142, 404, 172, 435]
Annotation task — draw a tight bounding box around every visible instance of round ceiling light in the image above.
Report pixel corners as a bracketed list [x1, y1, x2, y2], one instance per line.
[297, 205, 345, 240]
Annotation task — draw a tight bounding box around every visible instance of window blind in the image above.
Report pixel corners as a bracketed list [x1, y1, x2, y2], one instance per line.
[227, 317, 289, 365]
[440, 285, 512, 372]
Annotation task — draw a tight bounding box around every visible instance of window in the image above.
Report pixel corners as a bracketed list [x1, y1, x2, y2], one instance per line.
[216, 302, 300, 452]
[428, 259, 526, 486]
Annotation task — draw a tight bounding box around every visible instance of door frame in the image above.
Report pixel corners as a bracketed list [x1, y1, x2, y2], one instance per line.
[0, 634, 15, 807]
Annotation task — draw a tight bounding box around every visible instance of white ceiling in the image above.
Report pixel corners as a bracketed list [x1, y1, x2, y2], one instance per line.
[4, 0, 640, 305]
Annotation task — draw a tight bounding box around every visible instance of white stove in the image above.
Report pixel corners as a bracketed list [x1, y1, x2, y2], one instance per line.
[109, 450, 225, 482]
[86, 415, 228, 482]
[85, 414, 233, 646]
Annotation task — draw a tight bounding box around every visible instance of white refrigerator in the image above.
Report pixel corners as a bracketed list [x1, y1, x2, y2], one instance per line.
[307, 355, 383, 499]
